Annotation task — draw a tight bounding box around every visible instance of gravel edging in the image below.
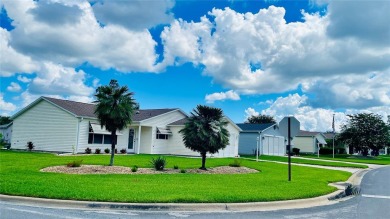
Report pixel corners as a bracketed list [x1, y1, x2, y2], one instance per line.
[41, 165, 259, 175]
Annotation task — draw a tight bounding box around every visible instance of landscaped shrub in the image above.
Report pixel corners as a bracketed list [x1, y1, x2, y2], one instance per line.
[173, 165, 179, 169]
[114, 148, 118, 154]
[95, 148, 101, 154]
[131, 165, 138, 172]
[85, 147, 92, 154]
[104, 148, 110, 154]
[180, 169, 186, 173]
[292, 148, 300, 156]
[150, 156, 167, 171]
[120, 148, 126, 154]
[67, 160, 83, 167]
[319, 147, 333, 155]
[26, 141, 35, 151]
[229, 158, 241, 167]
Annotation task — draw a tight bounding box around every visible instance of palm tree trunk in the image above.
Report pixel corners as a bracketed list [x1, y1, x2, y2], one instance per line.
[200, 152, 207, 170]
[109, 130, 116, 166]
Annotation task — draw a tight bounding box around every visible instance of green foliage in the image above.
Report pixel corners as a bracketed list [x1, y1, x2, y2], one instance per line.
[0, 116, 11, 125]
[229, 158, 242, 167]
[131, 165, 138, 172]
[319, 147, 333, 155]
[67, 160, 83, 167]
[95, 148, 101, 154]
[180, 169, 186, 173]
[150, 156, 167, 171]
[179, 105, 229, 170]
[245, 115, 276, 124]
[104, 148, 110, 154]
[292, 148, 300, 155]
[120, 148, 126, 154]
[85, 147, 92, 154]
[338, 113, 389, 156]
[94, 79, 137, 166]
[26, 141, 35, 151]
[173, 165, 179, 169]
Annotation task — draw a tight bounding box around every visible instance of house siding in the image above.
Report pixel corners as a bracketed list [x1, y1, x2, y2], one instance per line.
[11, 100, 77, 152]
[292, 136, 315, 153]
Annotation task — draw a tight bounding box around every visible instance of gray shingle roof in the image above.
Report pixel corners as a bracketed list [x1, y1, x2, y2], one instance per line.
[296, 130, 321, 137]
[236, 123, 275, 132]
[167, 118, 189, 126]
[44, 97, 178, 122]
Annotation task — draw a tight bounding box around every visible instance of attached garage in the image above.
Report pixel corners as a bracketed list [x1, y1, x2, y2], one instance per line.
[237, 123, 286, 156]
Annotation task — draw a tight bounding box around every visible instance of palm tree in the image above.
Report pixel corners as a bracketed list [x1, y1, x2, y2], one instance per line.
[94, 79, 136, 166]
[179, 105, 230, 170]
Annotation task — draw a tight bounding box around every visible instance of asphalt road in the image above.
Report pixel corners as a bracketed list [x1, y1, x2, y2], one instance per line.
[1, 166, 389, 219]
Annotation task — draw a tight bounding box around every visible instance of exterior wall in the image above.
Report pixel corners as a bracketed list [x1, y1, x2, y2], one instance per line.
[213, 122, 239, 157]
[292, 136, 315, 153]
[139, 126, 152, 154]
[238, 132, 259, 155]
[11, 100, 77, 152]
[77, 118, 130, 153]
[0, 125, 12, 143]
[153, 126, 199, 156]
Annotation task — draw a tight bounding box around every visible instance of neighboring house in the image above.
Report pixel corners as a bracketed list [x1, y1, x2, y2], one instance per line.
[237, 123, 286, 156]
[0, 122, 12, 143]
[10, 96, 240, 157]
[323, 132, 350, 154]
[292, 130, 327, 153]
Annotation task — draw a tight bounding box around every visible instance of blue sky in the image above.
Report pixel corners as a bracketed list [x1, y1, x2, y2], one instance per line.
[1, 0, 389, 131]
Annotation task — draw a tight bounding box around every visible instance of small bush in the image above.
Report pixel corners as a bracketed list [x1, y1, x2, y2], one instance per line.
[319, 147, 333, 155]
[180, 169, 186, 173]
[292, 148, 300, 156]
[104, 148, 110, 154]
[85, 147, 92, 154]
[131, 165, 138, 172]
[95, 148, 101, 154]
[229, 158, 241, 167]
[150, 156, 167, 171]
[114, 148, 118, 154]
[173, 165, 179, 169]
[67, 160, 83, 167]
[120, 148, 126, 154]
[26, 141, 35, 151]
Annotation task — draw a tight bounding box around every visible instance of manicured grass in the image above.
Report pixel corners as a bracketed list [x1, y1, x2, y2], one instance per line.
[241, 155, 368, 168]
[0, 150, 352, 203]
[300, 154, 390, 165]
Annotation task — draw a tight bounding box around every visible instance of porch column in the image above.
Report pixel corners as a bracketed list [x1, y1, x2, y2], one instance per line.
[137, 125, 141, 154]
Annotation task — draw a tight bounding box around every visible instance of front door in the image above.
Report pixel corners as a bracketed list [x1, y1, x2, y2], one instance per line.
[128, 129, 135, 153]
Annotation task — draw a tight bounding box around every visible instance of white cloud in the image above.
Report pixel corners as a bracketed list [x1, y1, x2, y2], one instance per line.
[0, 28, 38, 76]
[7, 82, 21, 92]
[244, 107, 259, 119]
[0, 93, 17, 114]
[92, 0, 175, 30]
[205, 90, 240, 103]
[17, 75, 32, 83]
[2, 0, 159, 74]
[159, 4, 390, 109]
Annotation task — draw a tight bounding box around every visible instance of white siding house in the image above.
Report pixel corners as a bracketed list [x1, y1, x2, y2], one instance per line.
[10, 96, 240, 157]
[292, 131, 327, 154]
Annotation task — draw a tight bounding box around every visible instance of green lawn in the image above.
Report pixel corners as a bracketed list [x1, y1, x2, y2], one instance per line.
[241, 155, 368, 168]
[0, 150, 352, 203]
[300, 154, 390, 165]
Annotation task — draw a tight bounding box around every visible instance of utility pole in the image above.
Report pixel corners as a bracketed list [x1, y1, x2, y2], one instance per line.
[332, 114, 335, 159]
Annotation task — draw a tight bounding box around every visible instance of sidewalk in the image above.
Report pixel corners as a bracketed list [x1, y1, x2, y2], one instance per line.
[0, 167, 378, 212]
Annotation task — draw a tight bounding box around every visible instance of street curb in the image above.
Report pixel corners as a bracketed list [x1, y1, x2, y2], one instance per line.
[0, 167, 380, 212]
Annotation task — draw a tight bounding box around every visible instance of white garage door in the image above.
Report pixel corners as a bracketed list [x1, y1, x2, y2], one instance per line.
[262, 136, 285, 156]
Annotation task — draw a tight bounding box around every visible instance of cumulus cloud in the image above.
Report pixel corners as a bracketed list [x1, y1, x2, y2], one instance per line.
[17, 75, 31, 83]
[0, 93, 17, 114]
[92, 0, 175, 30]
[2, 0, 159, 73]
[7, 82, 21, 92]
[159, 4, 390, 109]
[205, 90, 240, 103]
[244, 107, 259, 119]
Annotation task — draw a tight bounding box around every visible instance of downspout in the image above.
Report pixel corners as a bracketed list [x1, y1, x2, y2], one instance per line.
[75, 117, 83, 154]
[137, 125, 141, 154]
[258, 131, 262, 156]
